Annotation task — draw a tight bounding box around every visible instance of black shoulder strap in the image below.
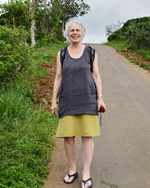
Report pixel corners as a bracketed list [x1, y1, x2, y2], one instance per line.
[88, 46, 95, 72]
[60, 47, 67, 67]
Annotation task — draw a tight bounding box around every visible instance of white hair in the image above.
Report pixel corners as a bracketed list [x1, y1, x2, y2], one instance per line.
[64, 18, 85, 39]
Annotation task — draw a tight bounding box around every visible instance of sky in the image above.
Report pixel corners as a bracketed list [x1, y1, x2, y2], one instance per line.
[1, 0, 150, 43]
[78, 0, 150, 43]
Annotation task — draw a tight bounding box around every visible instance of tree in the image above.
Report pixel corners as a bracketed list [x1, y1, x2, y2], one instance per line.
[44, 0, 47, 9]
[30, 0, 38, 47]
[105, 20, 124, 37]
[56, 0, 91, 34]
[34, 0, 63, 41]
[0, 26, 31, 80]
[0, 0, 31, 29]
[105, 25, 113, 37]
[0, 0, 91, 45]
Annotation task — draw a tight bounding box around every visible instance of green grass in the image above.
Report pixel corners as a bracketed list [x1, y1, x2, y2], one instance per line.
[105, 39, 150, 72]
[128, 57, 140, 64]
[0, 41, 67, 187]
[137, 48, 150, 61]
[98, 180, 120, 188]
[105, 39, 136, 52]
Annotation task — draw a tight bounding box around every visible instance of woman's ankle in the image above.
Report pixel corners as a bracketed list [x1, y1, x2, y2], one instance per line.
[82, 169, 90, 180]
[69, 167, 77, 174]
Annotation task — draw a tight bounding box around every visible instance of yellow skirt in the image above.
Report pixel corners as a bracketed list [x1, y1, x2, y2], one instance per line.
[56, 114, 100, 137]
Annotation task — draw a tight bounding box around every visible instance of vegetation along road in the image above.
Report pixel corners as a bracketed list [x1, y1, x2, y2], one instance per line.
[45, 44, 150, 188]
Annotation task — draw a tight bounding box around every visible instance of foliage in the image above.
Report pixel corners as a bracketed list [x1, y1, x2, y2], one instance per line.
[0, 26, 31, 82]
[35, 0, 90, 41]
[107, 17, 150, 49]
[0, 42, 67, 187]
[0, 0, 91, 44]
[0, 105, 58, 187]
[105, 39, 133, 52]
[60, 0, 91, 22]
[35, 1, 63, 41]
[0, 0, 31, 30]
[0, 81, 54, 187]
[0, 82, 34, 131]
[137, 48, 150, 61]
[106, 16, 150, 72]
[105, 25, 113, 37]
[124, 20, 150, 48]
[105, 20, 123, 37]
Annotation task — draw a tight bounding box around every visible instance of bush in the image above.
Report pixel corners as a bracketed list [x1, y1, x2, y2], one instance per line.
[107, 30, 120, 41]
[0, 26, 31, 82]
[0, 81, 58, 187]
[0, 82, 34, 131]
[0, 0, 31, 29]
[0, 42, 66, 187]
[107, 16, 150, 49]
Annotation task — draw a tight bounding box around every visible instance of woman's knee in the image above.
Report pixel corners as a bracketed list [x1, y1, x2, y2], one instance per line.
[64, 136, 75, 144]
[82, 136, 93, 142]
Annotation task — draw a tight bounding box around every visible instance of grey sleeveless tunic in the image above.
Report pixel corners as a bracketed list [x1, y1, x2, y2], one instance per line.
[58, 46, 98, 119]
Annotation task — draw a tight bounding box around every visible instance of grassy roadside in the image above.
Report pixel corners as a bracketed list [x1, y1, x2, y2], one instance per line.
[105, 39, 150, 72]
[0, 42, 67, 188]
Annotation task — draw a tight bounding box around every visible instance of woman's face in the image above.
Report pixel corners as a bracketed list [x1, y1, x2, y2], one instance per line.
[68, 23, 83, 44]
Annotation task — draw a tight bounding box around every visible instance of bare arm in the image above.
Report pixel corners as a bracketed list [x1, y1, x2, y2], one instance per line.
[92, 53, 106, 112]
[51, 51, 62, 116]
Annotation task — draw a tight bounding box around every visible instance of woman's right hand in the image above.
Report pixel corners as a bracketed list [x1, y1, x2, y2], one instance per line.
[51, 102, 57, 116]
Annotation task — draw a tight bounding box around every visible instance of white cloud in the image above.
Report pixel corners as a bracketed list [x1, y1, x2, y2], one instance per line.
[79, 0, 150, 43]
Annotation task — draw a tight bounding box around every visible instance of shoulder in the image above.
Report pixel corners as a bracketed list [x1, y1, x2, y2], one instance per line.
[86, 45, 96, 52]
[57, 51, 60, 58]
[60, 46, 68, 57]
[60, 46, 68, 53]
[59, 46, 68, 64]
[86, 45, 96, 60]
[85, 46, 96, 57]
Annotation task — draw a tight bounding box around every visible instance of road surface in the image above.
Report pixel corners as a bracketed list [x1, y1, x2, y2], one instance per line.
[44, 44, 150, 188]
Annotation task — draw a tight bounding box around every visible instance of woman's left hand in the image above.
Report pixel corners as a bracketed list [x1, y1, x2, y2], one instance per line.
[98, 98, 106, 113]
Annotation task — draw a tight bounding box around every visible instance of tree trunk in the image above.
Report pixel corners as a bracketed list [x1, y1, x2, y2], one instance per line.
[28, 0, 31, 13]
[44, 0, 47, 9]
[30, 0, 37, 48]
[30, 19, 35, 47]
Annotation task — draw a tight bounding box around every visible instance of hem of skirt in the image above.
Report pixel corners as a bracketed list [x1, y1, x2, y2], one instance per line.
[59, 112, 98, 119]
[56, 134, 100, 138]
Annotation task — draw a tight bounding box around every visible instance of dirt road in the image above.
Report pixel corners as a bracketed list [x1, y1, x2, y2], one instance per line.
[44, 44, 150, 188]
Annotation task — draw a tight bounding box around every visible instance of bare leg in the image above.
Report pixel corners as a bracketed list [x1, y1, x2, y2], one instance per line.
[82, 137, 94, 188]
[64, 136, 77, 183]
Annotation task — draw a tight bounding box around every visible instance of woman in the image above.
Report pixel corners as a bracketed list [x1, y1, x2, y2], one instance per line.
[51, 19, 106, 188]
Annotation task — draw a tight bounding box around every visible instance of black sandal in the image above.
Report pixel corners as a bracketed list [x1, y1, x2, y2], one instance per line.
[82, 178, 92, 188]
[64, 172, 78, 184]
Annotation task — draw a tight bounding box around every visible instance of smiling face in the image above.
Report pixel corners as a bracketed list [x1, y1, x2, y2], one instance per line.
[68, 23, 83, 44]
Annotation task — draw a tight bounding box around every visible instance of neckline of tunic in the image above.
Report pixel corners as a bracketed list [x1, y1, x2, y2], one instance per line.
[67, 45, 86, 60]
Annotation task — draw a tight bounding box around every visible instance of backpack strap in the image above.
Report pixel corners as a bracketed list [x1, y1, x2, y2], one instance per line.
[60, 46, 67, 67]
[88, 46, 95, 72]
